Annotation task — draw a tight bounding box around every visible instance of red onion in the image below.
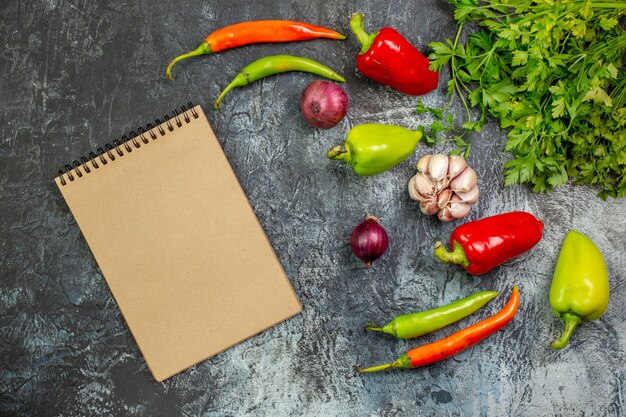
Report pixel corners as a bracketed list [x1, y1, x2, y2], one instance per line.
[300, 80, 348, 129]
[350, 215, 389, 268]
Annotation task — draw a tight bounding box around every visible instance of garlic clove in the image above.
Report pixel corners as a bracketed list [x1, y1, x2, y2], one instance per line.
[420, 199, 439, 215]
[416, 154, 431, 175]
[455, 185, 480, 204]
[413, 172, 436, 196]
[428, 154, 450, 191]
[437, 207, 455, 222]
[449, 167, 478, 193]
[448, 195, 473, 219]
[408, 177, 421, 201]
[437, 188, 452, 208]
[447, 155, 468, 180]
[408, 176, 432, 202]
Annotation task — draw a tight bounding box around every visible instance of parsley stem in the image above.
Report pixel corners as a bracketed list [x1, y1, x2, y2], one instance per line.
[450, 24, 473, 123]
[590, 2, 626, 8]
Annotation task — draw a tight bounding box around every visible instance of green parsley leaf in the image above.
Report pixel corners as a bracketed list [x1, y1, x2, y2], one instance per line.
[423, 0, 626, 197]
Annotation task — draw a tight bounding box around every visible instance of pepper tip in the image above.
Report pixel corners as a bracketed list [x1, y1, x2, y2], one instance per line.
[165, 62, 175, 80]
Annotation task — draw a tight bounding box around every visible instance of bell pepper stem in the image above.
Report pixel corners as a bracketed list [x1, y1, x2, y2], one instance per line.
[166, 42, 212, 80]
[356, 353, 412, 373]
[551, 312, 582, 350]
[327, 145, 351, 162]
[349, 13, 378, 54]
[434, 240, 470, 269]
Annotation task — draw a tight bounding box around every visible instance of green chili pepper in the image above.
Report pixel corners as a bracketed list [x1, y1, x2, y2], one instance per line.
[366, 290, 498, 339]
[214, 54, 346, 109]
[550, 230, 610, 350]
[327, 124, 422, 175]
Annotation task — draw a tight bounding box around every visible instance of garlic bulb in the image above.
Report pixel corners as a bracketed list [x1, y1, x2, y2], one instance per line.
[408, 154, 479, 221]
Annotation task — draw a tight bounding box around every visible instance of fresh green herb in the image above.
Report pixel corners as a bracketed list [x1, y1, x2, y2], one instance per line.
[428, 0, 626, 198]
[415, 101, 474, 156]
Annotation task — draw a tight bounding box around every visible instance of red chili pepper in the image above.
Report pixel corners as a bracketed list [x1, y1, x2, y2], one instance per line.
[166, 20, 346, 79]
[434, 211, 544, 275]
[357, 286, 520, 373]
[349, 12, 438, 96]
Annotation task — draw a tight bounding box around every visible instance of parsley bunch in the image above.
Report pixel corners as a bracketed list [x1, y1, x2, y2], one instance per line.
[428, 0, 626, 198]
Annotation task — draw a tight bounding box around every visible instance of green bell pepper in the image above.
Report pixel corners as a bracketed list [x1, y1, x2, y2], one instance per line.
[326, 124, 421, 176]
[550, 230, 610, 350]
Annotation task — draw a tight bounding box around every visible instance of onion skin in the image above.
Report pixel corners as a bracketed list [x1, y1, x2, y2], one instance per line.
[300, 80, 348, 129]
[351, 215, 389, 268]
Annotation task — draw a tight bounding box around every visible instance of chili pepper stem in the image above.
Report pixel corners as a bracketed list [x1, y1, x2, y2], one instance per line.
[434, 240, 470, 269]
[365, 321, 396, 336]
[365, 323, 384, 332]
[356, 363, 394, 373]
[214, 73, 250, 110]
[166, 42, 212, 80]
[356, 353, 412, 373]
[327, 145, 351, 162]
[349, 13, 378, 54]
[551, 312, 582, 350]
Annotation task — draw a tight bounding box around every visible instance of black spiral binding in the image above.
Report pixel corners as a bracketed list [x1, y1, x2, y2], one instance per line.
[57, 102, 199, 186]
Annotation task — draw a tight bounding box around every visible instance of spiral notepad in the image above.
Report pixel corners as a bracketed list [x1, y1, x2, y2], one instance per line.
[55, 103, 301, 381]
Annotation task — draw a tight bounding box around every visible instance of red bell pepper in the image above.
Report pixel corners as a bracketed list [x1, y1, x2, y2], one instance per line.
[349, 12, 438, 96]
[433, 211, 544, 275]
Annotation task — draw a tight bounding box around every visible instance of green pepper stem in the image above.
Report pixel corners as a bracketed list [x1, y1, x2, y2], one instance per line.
[433, 240, 470, 269]
[214, 73, 249, 110]
[326, 145, 351, 162]
[365, 321, 397, 337]
[349, 13, 378, 54]
[551, 312, 582, 350]
[365, 322, 383, 332]
[356, 354, 412, 373]
[356, 363, 394, 373]
[166, 42, 212, 80]
[214, 83, 235, 110]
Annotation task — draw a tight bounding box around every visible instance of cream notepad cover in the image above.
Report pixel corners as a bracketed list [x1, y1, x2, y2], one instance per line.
[55, 104, 301, 381]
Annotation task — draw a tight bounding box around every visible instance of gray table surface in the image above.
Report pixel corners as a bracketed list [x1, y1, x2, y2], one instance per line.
[1, 1, 625, 416]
